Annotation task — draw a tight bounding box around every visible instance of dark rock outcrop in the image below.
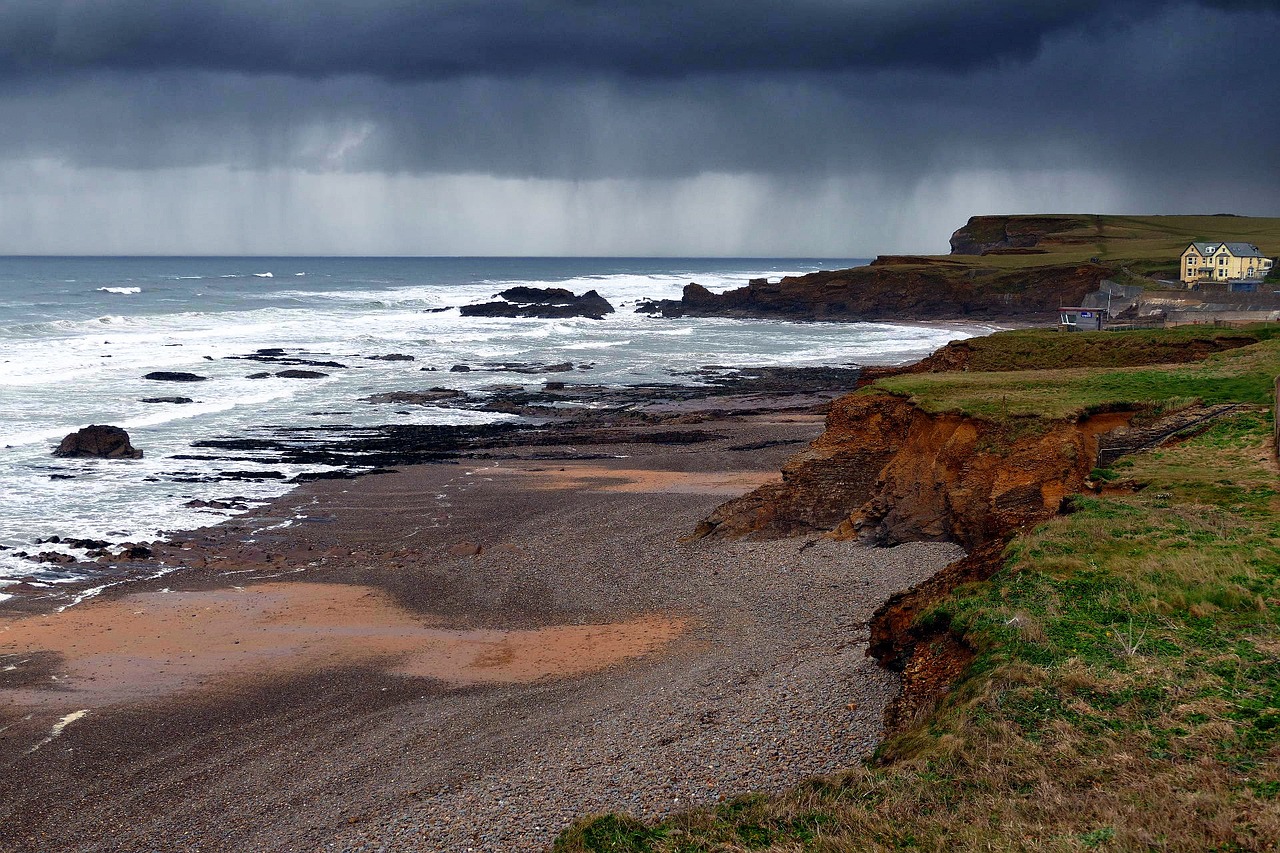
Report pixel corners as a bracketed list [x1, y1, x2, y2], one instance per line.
[275, 369, 329, 379]
[363, 389, 465, 405]
[460, 287, 615, 319]
[225, 348, 347, 369]
[140, 396, 194, 404]
[143, 371, 207, 382]
[53, 425, 144, 459]
[636, 260, 1112, 322]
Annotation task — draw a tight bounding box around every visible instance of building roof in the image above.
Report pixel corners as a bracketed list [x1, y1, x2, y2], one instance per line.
[1187, 241, 1267, 258]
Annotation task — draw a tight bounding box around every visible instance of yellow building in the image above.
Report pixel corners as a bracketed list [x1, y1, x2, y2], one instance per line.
[1181, 241, 1273, 285]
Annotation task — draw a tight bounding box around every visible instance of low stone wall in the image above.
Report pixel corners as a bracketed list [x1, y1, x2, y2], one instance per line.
[1165, 310, 1280, 327]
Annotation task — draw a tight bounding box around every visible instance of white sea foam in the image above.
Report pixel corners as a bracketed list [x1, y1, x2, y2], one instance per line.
[0, 257, 982, 591]
[97, 286, 141, 295]
[254, 272, 274, 278]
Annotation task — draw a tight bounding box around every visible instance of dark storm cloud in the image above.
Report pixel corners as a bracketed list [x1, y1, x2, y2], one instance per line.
[0, 0, 1273, 80]
[0, 0, 1278, 255]
[1, 1, 1276, 188]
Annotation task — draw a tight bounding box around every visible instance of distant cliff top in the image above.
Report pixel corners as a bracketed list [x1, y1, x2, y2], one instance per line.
[948, 213, 1280, 265]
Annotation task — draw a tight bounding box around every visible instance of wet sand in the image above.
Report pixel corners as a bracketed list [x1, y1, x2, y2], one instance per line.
[2, 582, 685, 709]
[0, 411, 962, 852]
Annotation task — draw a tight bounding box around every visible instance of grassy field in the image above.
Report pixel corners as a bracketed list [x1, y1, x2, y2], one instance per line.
[928, 327, 1280, 373]
[918, 214, 1280, 276]
[878, 333, 1280, 421]
[556, 330, 1280, 852]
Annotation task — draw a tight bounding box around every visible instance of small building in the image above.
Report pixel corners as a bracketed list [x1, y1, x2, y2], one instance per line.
[1181, 241, 1273, 285]
[1081, 280, 1145, 316]
[1058, 306, 1103, 332]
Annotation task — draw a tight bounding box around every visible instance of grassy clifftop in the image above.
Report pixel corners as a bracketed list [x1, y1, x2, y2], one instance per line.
[944, 214, 1280, 279]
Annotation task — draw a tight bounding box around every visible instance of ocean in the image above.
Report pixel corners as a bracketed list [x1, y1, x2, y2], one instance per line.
[0, 256, 984, 597]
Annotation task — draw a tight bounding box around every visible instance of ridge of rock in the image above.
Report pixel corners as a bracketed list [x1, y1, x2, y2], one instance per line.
[637, 261, 1111, 322]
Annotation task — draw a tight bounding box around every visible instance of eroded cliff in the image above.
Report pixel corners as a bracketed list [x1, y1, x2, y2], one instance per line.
[947, 214, 1099, 256]
[694, 388, 1137, 728]
[696, 390, 1130, 550]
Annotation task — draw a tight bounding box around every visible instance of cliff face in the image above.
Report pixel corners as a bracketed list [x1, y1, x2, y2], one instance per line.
[696, 388, 1134, 728]
[697, 391, 1131, 550]
[643, 259, 1112, 322]
[948, 215, 1097, 256]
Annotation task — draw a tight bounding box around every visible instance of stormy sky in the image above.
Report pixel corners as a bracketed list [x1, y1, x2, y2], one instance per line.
[0, 1, 1277, 255]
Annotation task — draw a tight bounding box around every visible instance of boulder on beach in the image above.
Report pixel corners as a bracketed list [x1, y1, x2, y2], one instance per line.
[143, 371, 207, 382]
[459, 287, 615, 320]
[53, 425, 144, 459]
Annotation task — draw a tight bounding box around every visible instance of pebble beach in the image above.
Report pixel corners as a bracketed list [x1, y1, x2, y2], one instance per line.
[1, 402, 962, 852]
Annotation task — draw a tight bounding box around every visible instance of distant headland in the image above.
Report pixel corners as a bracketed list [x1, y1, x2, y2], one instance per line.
[640, 213, 1280, 322]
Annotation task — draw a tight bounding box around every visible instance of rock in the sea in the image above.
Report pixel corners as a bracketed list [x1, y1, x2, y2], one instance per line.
[368, 353, 415, 361]
[53, 425, 144, 459]
[363, 389, 465, 405]
[143, 371, 207, 382]
[459, 287, 615, 319]
[275, 369, 330, 379]
[246, 372, 272, 379]
[140, 396, 194, 404]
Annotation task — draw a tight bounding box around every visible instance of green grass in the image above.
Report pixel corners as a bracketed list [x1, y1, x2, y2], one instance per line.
[931, 326, 1280, 373]
[878, 336, 1280, 421]
[557, 410, 1280, 852]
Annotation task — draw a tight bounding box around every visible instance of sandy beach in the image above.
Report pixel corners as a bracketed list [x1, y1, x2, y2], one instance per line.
[1, 405, 961, 852]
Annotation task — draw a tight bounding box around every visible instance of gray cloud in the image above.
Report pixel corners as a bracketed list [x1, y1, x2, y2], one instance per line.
[0, 0, 1272, 80]
[2, 3, 1276, 183]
